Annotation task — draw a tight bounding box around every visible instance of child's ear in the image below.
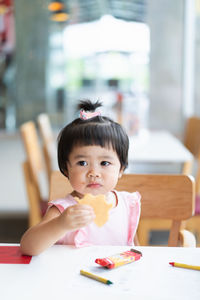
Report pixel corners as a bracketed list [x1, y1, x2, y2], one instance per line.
[118, 168, 124, 178]
[64, 170, 69, 179]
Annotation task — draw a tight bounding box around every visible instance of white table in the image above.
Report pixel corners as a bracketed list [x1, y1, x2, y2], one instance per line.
[128, 130, 193, 173]
[129, 130, 193, 163]
[1, 244, 200, 300]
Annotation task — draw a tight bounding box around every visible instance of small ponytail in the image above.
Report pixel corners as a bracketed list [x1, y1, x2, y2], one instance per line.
[78, 99, 102, 112]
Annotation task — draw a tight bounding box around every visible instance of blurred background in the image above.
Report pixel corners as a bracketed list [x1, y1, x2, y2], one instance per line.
[0, 0, 199, 243]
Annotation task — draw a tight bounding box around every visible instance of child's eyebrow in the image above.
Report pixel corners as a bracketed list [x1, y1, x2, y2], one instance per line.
[73, 154, 88, 159]
[99, 155, 114, 160]
[73, 154, 114, 160]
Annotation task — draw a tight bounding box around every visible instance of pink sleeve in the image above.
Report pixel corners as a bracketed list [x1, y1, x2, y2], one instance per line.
[126, 192, 141, 246]
[48, 195, 76, 213]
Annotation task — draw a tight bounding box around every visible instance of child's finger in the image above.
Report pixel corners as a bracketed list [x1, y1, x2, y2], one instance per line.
[69, 204, 94, 214]
[67, 205, 95, 218]
[76, 214, 95, 226]
[75, 204, 94, 211]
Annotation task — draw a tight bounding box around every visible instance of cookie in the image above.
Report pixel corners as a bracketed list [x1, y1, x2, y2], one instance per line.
[76, 194, 113, 227]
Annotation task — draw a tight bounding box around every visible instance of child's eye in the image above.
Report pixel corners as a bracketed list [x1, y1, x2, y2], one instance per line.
[77, 161, 87, 166]
[101, 161, 110, 166]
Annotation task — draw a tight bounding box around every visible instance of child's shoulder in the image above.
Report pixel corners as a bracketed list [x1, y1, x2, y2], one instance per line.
[48, 194, 76, 212]
[115, 190, 141, 204]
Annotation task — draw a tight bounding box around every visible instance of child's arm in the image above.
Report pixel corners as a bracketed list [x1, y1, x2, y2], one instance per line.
[20, 204, 95, 256]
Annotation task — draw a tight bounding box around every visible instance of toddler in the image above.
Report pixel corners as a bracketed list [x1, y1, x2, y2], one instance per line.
[20, 100, 141, 255]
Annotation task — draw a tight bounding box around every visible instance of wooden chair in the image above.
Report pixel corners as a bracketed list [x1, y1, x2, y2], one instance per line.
[183, 116, 200, 245]
[20, 121, 49, 227]
[49, 171, 196, 247]
[131, 123, 195, 246]
[37, 113, 57, 182]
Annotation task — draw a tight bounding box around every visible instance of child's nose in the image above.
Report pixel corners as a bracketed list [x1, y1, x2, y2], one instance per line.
[87, 168, 101, 178]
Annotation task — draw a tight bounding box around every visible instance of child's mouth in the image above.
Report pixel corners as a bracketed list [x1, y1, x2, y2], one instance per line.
[87, 183, 101, 188]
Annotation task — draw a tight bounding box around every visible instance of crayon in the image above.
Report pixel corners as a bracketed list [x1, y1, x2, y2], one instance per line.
[80, 269, 113, 285]
[169, 262, 200, 271]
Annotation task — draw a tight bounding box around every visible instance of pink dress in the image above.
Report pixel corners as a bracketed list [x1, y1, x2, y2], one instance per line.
[48, 191, 141, 248]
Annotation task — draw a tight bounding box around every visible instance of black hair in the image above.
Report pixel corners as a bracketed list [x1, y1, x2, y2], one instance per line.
[57, 99, 129, 177]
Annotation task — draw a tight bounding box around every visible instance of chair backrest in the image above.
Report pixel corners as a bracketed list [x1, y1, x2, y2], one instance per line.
[37, 114, 54, 144]
[22, 161, 42, 227]
[20, 121, 44, 190]
[20, 121, 48, 227]
[49, 171, 73, 201]
[184, 116, 200, 193]
[49, 171, 195, 246]
[184, 116, 200, 159]
[37, 113, 57, 181]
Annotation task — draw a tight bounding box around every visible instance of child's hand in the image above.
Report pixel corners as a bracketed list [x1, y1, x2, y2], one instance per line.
[59, 204, 95, 231]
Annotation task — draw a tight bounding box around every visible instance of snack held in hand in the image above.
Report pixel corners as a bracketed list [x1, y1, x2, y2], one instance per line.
[76, 194, 113, 227]
[95, 249, 142, 269]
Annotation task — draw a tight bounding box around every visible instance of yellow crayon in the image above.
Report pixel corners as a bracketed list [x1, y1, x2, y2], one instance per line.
[80, 269, 113, 285]
[169, 262, 200, 271]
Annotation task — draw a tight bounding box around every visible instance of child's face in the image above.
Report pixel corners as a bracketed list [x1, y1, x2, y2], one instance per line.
[66, 145, 123, 198]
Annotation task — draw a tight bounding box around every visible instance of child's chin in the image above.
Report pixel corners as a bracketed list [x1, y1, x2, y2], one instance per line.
[87, 190, 104, 196]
